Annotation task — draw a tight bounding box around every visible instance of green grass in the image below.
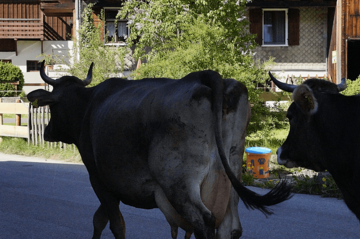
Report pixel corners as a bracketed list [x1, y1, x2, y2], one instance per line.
[246, 128, 289, 153]
[0, 137, 81, 163]
[243, 127, 342, 198]
[3, 114, 28, 119]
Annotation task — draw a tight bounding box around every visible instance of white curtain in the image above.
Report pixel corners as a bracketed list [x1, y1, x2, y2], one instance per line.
[106, 22, 116, 39]
[117, 22, 128, 39]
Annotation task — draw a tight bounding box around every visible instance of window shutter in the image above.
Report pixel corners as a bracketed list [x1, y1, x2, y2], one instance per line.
[249, 8, 262, 45]
[288, 8, 300, 46]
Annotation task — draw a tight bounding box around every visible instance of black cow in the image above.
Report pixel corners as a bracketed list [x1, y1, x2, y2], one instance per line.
[27, 62, 292, 239]
[269, 72, 360, 220]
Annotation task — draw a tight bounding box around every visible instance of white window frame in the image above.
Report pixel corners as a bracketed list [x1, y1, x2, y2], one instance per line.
[262, 8, 288, 47]
[104, 7, 130, 46]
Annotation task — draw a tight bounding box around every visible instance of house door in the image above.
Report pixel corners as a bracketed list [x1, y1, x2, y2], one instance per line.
[347, 40, 360, 81]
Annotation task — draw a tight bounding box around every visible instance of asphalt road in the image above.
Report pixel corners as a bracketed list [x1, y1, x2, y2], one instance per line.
[0, 153, 359, 239]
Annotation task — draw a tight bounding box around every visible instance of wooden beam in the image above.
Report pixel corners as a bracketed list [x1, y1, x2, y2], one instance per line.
[40, 1, 74, 8]
[41, 10, 73, 17]
[0, 125, 28, 138]
[15, 39, 18, 56]
[23, 83, 47, 87]
[0, 103, 29, 115]
[40, 2, 74, 10]
[0, 80, 19, 85]
[247, 0, 336, 7]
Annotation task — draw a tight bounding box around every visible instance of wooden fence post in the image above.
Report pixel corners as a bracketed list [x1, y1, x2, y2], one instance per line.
[28, 103, 31, 145]
[15, 99, 21, 126]
[0, 98, 2, 125]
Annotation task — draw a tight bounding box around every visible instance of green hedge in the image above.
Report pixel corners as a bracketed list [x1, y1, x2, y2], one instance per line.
[0, 61, 24, 97]
[341, 76, 360, 96]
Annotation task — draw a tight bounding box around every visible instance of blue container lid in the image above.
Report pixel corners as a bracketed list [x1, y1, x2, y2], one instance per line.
[245, 147, 271, 154]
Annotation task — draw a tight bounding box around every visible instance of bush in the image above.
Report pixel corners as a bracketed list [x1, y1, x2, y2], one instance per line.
[0, 61, 24, 97]
[341, 76, 360, 96]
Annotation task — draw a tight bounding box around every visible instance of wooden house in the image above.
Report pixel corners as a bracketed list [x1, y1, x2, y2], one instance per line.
[0, 0, 75, 94]
[1, 0, 358, 96]
[0, 0, 135, 95]
[329, 0, 360, 82]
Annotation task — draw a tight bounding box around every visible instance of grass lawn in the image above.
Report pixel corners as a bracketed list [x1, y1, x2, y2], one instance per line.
[0, 136, 81, 163]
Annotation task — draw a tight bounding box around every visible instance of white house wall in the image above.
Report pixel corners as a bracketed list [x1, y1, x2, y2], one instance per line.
[0, 40, 73, 95]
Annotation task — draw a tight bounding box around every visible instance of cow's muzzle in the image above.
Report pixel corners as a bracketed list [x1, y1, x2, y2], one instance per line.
[276, 147, 286, 165]
[276, 147, 298, 168]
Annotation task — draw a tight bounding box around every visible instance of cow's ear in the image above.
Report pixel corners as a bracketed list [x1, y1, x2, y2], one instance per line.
[27, 89, 59, 107]
[292, 84, 318, 115]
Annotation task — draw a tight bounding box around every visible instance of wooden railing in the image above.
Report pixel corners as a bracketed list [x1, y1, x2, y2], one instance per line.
[0, 99, 29, 139]
[0, 18, 44, 40]
[256, 74, 329, 92]
[0, 99, 74, 150]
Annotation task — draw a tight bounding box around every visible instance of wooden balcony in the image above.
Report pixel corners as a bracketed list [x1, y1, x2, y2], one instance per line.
[0, 18, 44, 40]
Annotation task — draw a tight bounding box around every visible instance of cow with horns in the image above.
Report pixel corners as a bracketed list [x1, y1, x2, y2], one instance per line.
[269, 72, 360, 221]
[27, 61, 292, 239]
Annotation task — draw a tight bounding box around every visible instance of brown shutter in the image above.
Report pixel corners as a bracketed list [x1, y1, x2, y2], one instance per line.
[249, 8, 262, 45]
[288, 8, 300, 46]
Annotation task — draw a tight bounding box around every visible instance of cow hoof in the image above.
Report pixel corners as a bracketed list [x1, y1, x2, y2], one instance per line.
[231, 229, 242, 239]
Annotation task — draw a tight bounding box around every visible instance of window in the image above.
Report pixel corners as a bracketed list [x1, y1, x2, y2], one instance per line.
[263, 9, 288, 46]
[0, 40, 16, 52]
[27, 61, 41, 72]
[0, 60, 12, 64]
[249, 8, 299, 47]
[105, 9, 129, 44]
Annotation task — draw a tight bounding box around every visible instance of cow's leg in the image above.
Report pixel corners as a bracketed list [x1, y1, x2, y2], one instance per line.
[92, 204, 109, 239]
[171, 226, 178, 239]
[185, 231, 192, 239]
[170, 226, 192, 239]
[90, 176, 126, 239]
[154, 180, 214, 239]
[155, 187, 194, 239]
[169, 186, 215, 239]
[215, 188, 242, 239]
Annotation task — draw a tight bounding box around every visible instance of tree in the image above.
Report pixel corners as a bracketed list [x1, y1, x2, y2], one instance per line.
[0, 61, 24, 97]
[121, 0, 255, 61]
[57, 4, 128, 87]
[120, 0, 275, 134]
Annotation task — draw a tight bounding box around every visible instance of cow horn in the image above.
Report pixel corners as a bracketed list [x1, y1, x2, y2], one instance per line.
[337, 78, 347, 92]
[269, 71, 297, 92]
[83, 62, 94, 86]
[40, 60, 58, 86]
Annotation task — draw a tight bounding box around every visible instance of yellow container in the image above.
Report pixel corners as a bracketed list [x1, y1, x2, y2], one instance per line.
[245, 147, 271, 179]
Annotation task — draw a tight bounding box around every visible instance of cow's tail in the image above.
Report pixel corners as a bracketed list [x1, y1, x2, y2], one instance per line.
[201, 70, 292, 217]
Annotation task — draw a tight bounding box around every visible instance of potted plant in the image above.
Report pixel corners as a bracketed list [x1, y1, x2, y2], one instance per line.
[40, 54, 56, 70]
